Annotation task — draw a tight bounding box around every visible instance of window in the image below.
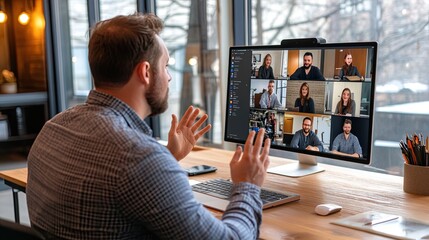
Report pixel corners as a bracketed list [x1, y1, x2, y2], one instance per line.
[156, 0, 222, 144]
[51, 0, 223, 144]
[67, 0, 138, 107]
[100, 0, 137, 20]
[68, 0, 90, 98]
[251, 0, 429, 175]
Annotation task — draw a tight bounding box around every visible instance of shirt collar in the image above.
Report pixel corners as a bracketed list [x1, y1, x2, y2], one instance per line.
[86, 90, 153, 136]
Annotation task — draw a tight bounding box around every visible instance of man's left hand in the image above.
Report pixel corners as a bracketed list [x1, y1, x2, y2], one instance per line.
[167, 106, 211, 161]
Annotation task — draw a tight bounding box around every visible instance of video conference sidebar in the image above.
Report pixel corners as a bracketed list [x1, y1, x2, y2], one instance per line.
[226, 49, 252, 141]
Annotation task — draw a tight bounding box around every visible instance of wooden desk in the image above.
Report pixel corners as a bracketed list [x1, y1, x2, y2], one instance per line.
[181, 148, 429, 240]
[2, 148, 429, 239]
[0, 168, 27, 223]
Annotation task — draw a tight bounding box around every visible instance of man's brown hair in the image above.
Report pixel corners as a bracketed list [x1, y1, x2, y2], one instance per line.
[344, 118, 352, 126]
[88, 13, 164, 87]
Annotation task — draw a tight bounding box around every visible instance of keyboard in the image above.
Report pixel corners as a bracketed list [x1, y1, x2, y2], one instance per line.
[191, 178, 300, 210]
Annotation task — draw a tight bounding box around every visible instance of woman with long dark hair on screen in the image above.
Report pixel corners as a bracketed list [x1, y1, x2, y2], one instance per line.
[335, 88, 356, 116]
[339, 52, 361, 80]
[258, 54, 275, 79]
[294, 82, 315, 113]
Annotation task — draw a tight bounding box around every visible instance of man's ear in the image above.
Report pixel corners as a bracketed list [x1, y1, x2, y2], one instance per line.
[136, 61, 151, 87]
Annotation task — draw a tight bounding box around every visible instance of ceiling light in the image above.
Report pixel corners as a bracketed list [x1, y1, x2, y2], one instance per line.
[18, 0, 33, 25]
[0, 10, 6, 23]
[18, 11, 30, 25]
[0, 1, 7, 23]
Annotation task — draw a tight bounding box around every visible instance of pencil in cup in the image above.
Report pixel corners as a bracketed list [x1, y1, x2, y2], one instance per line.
[400, 134, 429, 166]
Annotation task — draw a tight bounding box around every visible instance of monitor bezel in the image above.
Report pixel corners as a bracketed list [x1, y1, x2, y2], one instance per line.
[224, 41, 378, 165]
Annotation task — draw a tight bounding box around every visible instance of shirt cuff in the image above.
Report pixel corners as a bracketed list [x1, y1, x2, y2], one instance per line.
[232, 182, 260, 194]
[230, 182, 262, 208]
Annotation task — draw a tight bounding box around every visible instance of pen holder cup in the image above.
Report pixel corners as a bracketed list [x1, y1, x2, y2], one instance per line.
[403, 163, 429, 195]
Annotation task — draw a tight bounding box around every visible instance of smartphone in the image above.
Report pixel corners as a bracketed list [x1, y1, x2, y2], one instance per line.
[185, 165, 217, 176]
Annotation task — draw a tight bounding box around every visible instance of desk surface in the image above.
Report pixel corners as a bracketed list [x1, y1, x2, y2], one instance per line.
[1, 148, 428, 239]
[182, 148, 429, 240]
[0, 167, 27, 188]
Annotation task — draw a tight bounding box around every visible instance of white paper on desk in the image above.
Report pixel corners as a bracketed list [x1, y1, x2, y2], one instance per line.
[188, 180, 200, 186]
[332, 211, 429, 240]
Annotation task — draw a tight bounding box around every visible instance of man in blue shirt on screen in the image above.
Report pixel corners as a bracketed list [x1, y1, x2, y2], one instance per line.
[290, 117, 323, 151]
[27, 13, 271, 239]
[259, 80, 282, 109]
[331, 118, 363, 158]
[290, 52, 325, 81]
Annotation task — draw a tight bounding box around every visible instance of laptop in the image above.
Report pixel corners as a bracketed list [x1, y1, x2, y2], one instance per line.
[191, 179, 300, 211]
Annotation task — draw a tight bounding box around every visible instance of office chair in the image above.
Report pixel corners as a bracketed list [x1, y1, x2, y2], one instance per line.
[0, 218, 44, 240]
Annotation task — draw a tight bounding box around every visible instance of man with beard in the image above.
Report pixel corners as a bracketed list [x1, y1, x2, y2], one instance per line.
[27, 13, 271, 239]
[290, 52, 325, 80]
[259, 80, 282, 108]
[290, 117, 323, 151]
[331, 119, 362, 158]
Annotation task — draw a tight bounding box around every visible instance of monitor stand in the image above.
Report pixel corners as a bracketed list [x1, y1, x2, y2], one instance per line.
[267, 154, 325, 178]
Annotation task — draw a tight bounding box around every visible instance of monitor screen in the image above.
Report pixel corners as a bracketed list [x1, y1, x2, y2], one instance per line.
[225, 41, 377, 169]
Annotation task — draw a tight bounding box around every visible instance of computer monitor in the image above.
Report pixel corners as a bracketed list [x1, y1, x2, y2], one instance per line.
[225, 40, 377, 177]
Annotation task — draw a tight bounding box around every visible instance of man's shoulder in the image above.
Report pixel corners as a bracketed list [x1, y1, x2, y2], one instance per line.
[49, 104, 81, 118]
[292, 66, 304, 73]
[335, 133, 344, 139]
[294, 129, 303, 135]
[332, 134, 340, 143]
[350, 132, 359, 139]
[312, 66, 322, 71]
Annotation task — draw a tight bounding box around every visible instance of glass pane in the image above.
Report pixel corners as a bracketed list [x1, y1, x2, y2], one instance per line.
[251, 0, 429, 175]
[68, 0, 91, 98]
[156, 0, 221, 145]
[100, 0, 137, 20]
[67, 0, 138, 106]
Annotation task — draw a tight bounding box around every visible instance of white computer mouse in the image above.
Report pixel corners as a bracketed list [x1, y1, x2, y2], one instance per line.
[315, 203, 342, 216]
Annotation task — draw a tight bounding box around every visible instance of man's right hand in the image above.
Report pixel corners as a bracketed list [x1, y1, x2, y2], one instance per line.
[230, 129, 270, 187]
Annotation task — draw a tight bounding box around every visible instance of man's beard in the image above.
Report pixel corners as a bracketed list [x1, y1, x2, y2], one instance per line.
[146, 73, 169, 117]
[304, 64, 312, 70]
